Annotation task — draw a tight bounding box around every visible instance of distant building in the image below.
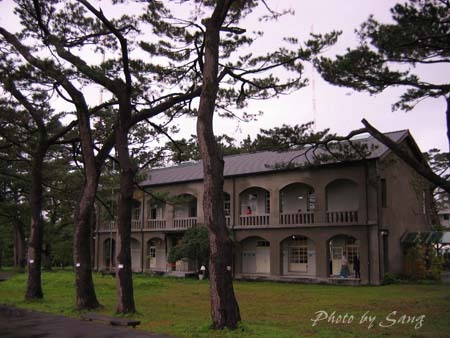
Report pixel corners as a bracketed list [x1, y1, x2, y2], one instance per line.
[94, 130, 433, 285]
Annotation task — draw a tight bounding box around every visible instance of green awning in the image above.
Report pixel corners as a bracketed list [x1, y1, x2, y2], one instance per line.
[401, 231, 450, 245]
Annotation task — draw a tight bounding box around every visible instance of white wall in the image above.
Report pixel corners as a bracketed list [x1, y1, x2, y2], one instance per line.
[326, 180, 358, 211]
[281, 184, 312, 213]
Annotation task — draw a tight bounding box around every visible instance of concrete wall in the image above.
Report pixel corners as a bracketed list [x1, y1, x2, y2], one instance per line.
[379, 148, 432, 276]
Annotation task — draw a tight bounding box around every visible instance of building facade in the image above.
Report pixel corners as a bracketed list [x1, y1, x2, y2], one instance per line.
[94, 130, 432, 285]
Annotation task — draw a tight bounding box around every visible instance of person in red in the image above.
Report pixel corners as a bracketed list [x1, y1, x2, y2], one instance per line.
[245, 206, 252, 215]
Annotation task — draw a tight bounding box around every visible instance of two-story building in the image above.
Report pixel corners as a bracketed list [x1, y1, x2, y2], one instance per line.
[94, 130, 432, 285]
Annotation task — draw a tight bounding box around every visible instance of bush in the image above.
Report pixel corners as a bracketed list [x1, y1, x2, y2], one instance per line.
[168, 226, 210, 271]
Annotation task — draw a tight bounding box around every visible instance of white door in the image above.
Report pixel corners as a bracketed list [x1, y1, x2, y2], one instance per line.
[148, 246, 156, 269]
[256, 246, 270, 273]
[332, 247, 343, 275]
[242, 251, 256, 273]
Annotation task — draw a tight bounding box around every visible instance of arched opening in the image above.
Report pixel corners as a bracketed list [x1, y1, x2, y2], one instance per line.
[281, 235, 316, 276]
[173, 194, 197, 229]
[280, 183, 315, 225]
[241, 236, 270, 274]
[328, 235, 360, 278]
[130, 238, 141, 272]
[103, 238, 115, 270]
[326, 179, 359, 223]
[239, 187, 270, 226]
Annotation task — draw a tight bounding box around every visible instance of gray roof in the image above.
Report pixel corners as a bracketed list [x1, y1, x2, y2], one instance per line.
[141, 130, 409, 187]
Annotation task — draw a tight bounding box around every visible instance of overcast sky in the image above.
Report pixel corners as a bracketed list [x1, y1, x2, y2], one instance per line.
[0, 0, 447, 154]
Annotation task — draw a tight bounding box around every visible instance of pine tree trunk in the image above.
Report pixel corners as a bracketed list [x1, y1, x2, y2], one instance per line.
[196, 0, 241, 329]
[446, 96, 450, 166]
[25, 150, 45, 300]
[73, 108, 101, 310]
[115, 127, 136, 314]
[73, 186, 100, 310]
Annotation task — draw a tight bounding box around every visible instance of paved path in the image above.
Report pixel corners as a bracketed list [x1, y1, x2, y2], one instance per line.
[0, 305, 173, 338]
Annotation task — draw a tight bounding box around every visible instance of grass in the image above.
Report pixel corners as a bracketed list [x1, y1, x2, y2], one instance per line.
[0, 270, 449, 337]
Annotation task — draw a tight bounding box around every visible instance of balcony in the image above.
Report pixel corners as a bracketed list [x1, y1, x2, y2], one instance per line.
[326, 211, 358, 224]
[280, 212, 315, 225]
[98, 221, 116, 232]
[145, 219, 166, 230]
[239, 214, 270, 227]
[173, 217, 197, 229]
[131, 219, 142, 230]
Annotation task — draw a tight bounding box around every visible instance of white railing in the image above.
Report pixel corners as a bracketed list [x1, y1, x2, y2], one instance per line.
[239, 214, 270, 227]
[98, 221, 116, 231]
[327, 211, 358, 224]
[131, 219, 142, 230]
[173, 217, 197, 229]
[145, 219, 167, 230]
[280, 212, 314, 225]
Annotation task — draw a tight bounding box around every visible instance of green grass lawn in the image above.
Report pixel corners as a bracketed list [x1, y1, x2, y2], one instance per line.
[0, 270, 449, 338]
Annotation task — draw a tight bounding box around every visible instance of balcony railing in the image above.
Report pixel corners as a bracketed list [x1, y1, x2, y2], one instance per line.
[173, 217, 197, 229]
[280, 212, 314, 225]
[98, 221, 116, 231]
[327, 211, 358, 224]
[239, 214, 270, 227]
[145, 219, 167, 230]
[131, 219, 142, 230]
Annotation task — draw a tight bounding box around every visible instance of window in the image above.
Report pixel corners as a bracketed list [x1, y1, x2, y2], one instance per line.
[148, 246, 156, 258]
[307, 192, 316, 211]
[256, 240, 270, 247]
[189, 204, 197, 218]
[224, 193, 231, 216]
[381, 179, 387, 208]
[265, 191, 270, 214]
[346, 245, 359, 265]
[288, 247, 308, 264]
[444, 214, 449, 220]
[132, 201, 141, 220]
[422, 190, 427, 214]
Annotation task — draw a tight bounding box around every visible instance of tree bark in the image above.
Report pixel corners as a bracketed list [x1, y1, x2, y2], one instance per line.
[73, 100, 101, 310]
[446, 95, 450, 166]
[25, 148, 45, 300]
[114, 124, 136, 314]
[196, 0, 241, 329]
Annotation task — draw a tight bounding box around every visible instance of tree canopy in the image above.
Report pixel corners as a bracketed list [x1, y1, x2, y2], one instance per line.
[316, 0, 450, 151]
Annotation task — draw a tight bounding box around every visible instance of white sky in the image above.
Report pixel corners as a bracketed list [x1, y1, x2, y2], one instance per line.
[0, 0, 447, 153]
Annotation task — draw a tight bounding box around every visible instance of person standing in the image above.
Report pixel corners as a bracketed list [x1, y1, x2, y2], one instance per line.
[353, 256, 360, 278]
[340, 253, 349, 278]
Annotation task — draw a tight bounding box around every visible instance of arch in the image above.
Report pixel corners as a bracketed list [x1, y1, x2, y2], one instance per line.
[327, 234, 360, 278]
[240, 236, 270, 274]
[103, 238, 115, 269]
[130, 238, 141, 272]
[281, 235, 316, 276]
[280, 183, 316, 214]
[174, 193, 197, 218]
[239, 187, 270, 215]
[325, 179, 358, 212]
